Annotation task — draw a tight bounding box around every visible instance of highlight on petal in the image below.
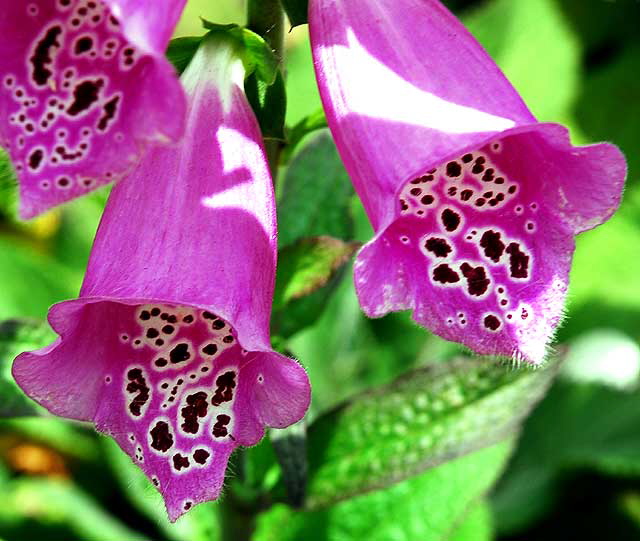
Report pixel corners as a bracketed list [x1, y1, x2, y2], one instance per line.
[0, 0, 186, 218]
[310, 0, 627, 363]
[105, 0, 187, 56]
[13, 33, 310, 520]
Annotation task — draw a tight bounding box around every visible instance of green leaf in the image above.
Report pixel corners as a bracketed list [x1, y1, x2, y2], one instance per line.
[245, 69, 287, 141]
[271, 237, 358, 339]
[449, 500, 493, 541]
[166, 36, 203, 75]
[255, 441, 513, 541]
[492, 377, 640, 534]
[0, 235, 81, 320]
[274, 236, 359, 309]
[201, 22, 279, 85]
[304, 357, 558, 509]
[0, 320, 54, 417]
[277, 130, 354, 248]
[282, 109, 327, 162]
[464, 0, 580, 122]
[281, 0, 309, 28]
[0, 478, 149, 541]
[0, 149, 17, 218]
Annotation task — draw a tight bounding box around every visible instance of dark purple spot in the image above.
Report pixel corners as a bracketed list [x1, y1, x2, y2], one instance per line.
[460, 189, 473, 202]
[67, 79, 103, 116]
[74, 36, 93, 55]
[425, 237, 452, 258]
[202, 343, 218, 356]
[162, 325, 175, 335]
[484, 315, 501, 331]
[183, 315, 194, 323]
[203, 311, 215, 320]
[222, 335, 234, 344]
[421, 194, 434, 205]
[212, 319, 225, 330]
[150, 308, 161, 316]
[461, 153, 473, 163]
[181, 391, 208, 434]
[447, 187, 457, 196]
[521, 308, 529, 320]
[400, 199, 409, 211]
[211, 371, 236, 406]
[139, 310, 150, 320]
[28, 149, 44, 170]
[432, 264, 460, 284]
[126, 368, 149, 417]
[170, 343, 190, 364]
[446, 161, 462, 177]
[481, 169, 495, 182]
[154, 357, 167, 367]
[479, 230, 505, 262]
[508, 186, 517, 194]
[471, 159, 485, 174]
[410, 187, 422, 196]
[483, 191, 493, 198]
[506, 243, 530, 279]
[212, 414, 231, 438]
[146, 328, 159, 339]
[193, 449, 210, 465]
[460, 263, 490, 296]
[441, 209, 461, 232]
[150, 421, 173, 452]
[475, 198, 486, 207]
[97, 96, 119, 131]
[30, 26, 62, 86]
[494, 177, 504, 185]
[173, 453, 189, 471]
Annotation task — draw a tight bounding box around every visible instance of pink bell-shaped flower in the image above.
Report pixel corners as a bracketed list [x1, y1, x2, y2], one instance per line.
[13, 33, 310, 520]
[309, 0, 627, 363]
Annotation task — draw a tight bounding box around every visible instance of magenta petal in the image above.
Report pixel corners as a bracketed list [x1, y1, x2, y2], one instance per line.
[104, 0, 187, 55]
[13, 35, 310, 521]
[310, 0, 627, 363]
[0, 0, 186, 218]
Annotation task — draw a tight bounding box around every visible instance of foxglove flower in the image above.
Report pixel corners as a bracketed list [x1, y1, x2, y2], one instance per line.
[310, 0, 626, 363]
[0, 0, 187, 218]
[13, 34, 310, 520]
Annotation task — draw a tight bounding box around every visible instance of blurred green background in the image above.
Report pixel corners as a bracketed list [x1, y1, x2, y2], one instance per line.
[1, 0, 639, 540]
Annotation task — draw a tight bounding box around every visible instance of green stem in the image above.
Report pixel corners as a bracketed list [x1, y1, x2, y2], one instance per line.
[247, 0, 285, 63]
[247, 0, 285, 176]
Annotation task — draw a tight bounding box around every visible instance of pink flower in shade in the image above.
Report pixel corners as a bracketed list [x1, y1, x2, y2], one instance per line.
[309, 0, 627, 363]
[0, 0, 187, 219]
[13, 34, 311, 521]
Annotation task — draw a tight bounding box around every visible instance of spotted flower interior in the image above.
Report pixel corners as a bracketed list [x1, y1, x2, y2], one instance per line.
[356, 133, 575, 363]
[14, 297, 309, 520]
[0, 0, 184, 217]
